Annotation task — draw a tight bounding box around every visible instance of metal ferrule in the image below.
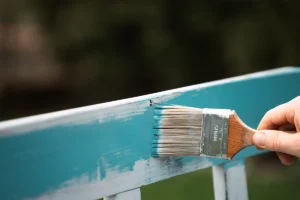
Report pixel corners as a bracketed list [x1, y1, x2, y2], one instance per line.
[200, 108, 232, 159]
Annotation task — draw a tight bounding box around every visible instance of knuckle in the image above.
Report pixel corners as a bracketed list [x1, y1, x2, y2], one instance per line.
[267, 103, 284, 115]
[294, 96, 300, 102]
[293, 134, 300, 157]
[295, 110, 300, 123]
[266, 131, 280, 150]
[264, 109, 274, 118]
[263, 108, 277, 120]
[290, 96, 300, 106]
[273, 131, 281, 150]
[292, 102, 300, 131]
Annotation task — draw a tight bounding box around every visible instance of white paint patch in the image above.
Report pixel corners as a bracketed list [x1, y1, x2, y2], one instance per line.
[27, 157, 213, 200]
[212, 165, 226, 200]
[97, 160, 101, 181]
[0, 92, 179, 136]
[96, 101, 149, 124]
[226, 164, 248, 200]
[212, 161, 248, 200]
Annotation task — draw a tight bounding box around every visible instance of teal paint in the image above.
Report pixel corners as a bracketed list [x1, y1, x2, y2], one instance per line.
[0, 68, 299, 199]
[0, 107, 154, 199]
[223, 159, 245, 170]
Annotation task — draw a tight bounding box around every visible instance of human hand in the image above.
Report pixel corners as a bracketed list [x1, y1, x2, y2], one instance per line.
[253, 96, 300, 165]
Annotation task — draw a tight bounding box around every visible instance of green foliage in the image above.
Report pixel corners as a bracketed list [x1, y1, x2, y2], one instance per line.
[2, 1, 300, 108]
[142, 168, 214, 200]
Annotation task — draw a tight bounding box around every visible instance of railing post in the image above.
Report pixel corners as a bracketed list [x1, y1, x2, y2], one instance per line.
[104, 188, 141, 200]
[212, 159, 248, 200]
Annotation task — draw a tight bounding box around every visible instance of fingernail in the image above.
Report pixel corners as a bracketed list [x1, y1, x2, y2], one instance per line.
[253, 132, 266, 147]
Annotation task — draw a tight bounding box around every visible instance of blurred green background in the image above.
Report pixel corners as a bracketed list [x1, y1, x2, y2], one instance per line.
[0, 1, 300, 199]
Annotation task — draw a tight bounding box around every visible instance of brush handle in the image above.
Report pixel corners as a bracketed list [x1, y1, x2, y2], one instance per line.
[227, 111, 297, 159]
[229, 112, 256, 146]
[226, 112, 254, 159]
[230, 112, 297, 146]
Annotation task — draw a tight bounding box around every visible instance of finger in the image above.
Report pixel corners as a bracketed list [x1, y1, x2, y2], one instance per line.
[255, 146, 264, 150]
[255, 124, 297, 152]
[294, 109, 300, 132]
[278, 124, 296, 131]
[257, 103, 296, 130]
[276, 152, 294, 165]
[253, 130, 300, 157]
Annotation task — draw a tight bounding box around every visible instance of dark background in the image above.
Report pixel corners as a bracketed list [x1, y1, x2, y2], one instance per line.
[1, 1, 300, 199]
[1, 1, 300, 120]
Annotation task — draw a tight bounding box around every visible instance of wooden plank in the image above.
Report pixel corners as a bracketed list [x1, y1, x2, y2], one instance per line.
[213, 159, 248, 200]
[104, 188, 141, 200]
[0, 67, 299, 200]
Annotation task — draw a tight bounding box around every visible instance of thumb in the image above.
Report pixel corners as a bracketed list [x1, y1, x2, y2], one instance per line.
[253, 130, 300, 157]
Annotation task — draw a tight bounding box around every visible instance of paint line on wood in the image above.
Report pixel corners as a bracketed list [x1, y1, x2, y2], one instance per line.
[223, 159, 245, 170]
[104, 188, 141, 200]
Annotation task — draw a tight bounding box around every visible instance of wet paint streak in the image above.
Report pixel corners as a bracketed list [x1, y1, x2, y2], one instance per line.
[223, 159, 245, 170]
[0, 68, 299, 199]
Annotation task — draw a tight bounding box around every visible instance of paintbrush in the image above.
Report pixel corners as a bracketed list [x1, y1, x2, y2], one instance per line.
[151, 105, 262, 160]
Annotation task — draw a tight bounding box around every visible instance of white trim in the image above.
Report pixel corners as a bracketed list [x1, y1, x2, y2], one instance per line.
[212, 165, 226, 200]
[226, 164, 248, 200]
[213, 161, 248, 200]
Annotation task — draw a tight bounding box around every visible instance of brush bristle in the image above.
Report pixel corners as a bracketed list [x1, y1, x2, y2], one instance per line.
[152, 105, 203, 157]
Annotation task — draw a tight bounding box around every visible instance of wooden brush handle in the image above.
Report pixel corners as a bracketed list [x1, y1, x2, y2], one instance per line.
[229, 112, 255, 145]
[227, 111, 296, 159]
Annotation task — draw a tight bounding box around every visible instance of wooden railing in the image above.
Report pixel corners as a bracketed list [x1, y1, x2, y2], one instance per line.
[0, 67, 299, 200]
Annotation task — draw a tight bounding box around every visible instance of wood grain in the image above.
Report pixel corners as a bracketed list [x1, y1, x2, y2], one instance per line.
[227, 111, 255, 159]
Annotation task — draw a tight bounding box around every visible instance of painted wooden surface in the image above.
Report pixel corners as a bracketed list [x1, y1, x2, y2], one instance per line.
[213, 159, 248, 200]
[0, 67, 299, 200]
